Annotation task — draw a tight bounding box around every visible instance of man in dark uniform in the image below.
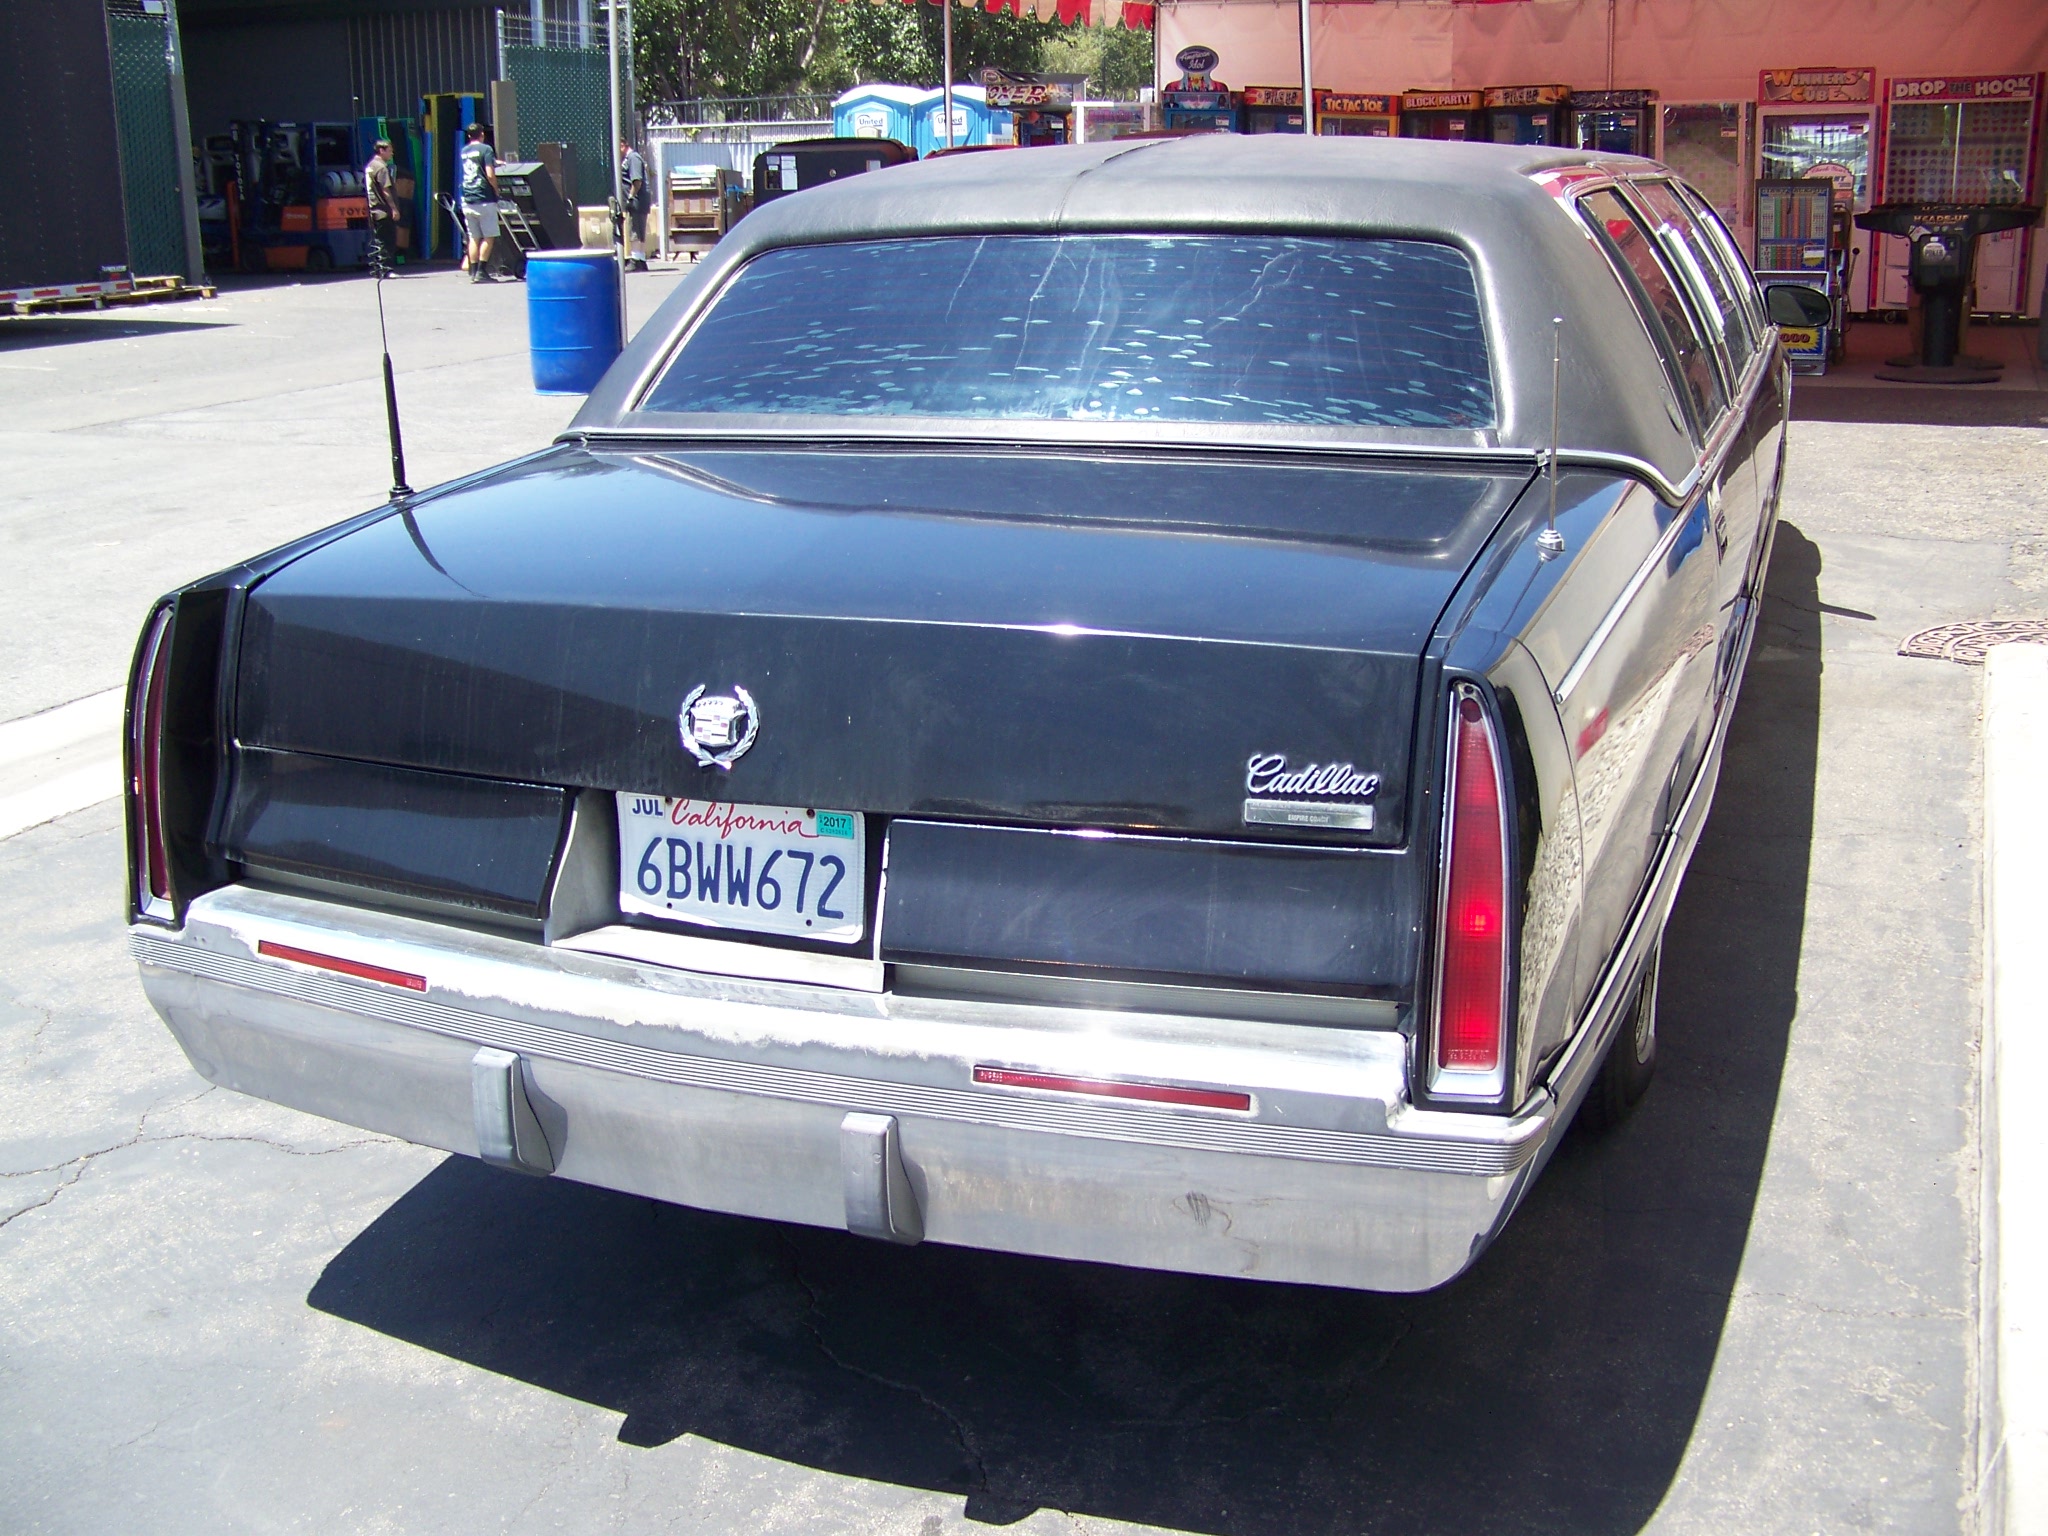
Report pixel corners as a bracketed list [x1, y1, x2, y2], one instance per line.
[619, 138, 650, 272]
[364, 139, 400, 273]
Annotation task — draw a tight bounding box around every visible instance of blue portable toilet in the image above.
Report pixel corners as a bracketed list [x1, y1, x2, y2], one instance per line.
[910, 86, 1012, 156]
[833, 84, 924, 147]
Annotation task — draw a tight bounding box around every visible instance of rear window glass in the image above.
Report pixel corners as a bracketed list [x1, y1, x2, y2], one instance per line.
[639, 234, 1496, 429]
[1576, 189, 1726, 433]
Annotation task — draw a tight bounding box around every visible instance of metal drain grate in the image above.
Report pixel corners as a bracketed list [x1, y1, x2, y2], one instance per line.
[1898, 620, 2048, 665]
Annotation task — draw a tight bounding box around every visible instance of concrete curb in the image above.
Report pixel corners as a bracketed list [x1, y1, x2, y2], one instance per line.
[1984, 643, 2048, 1535]
[0, 688, 124, 841]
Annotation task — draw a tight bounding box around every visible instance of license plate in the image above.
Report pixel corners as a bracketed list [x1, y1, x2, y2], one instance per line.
[616, 794, 866, 943]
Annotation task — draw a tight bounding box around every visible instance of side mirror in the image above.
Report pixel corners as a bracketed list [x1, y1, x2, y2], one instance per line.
[1762, 282, 1831, 329]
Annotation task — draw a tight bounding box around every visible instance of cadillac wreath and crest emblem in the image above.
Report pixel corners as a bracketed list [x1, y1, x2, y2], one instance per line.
[679, 685, 759, 769]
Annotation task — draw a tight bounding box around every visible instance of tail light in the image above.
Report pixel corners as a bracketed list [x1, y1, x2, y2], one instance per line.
[131, 607, 175, 918]
[1430, 685, 1510, 1098]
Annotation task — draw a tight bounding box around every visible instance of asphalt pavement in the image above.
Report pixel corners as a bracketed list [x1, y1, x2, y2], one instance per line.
[2, 273, 2043, 1534]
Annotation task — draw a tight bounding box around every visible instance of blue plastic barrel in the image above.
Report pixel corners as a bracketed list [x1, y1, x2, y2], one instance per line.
[526, 250, 623, 395]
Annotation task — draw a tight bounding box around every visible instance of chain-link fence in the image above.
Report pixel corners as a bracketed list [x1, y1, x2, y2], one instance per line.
[105, 3, 188, 277]
[497, 9, 630, 209]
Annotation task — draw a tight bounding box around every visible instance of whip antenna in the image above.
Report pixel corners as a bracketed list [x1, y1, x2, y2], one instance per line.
[1537, 315, 1565, 560]
[372, 244, 413, 501]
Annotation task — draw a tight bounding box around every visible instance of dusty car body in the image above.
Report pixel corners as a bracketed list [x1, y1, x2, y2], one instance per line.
[127, 136, 1786, 1291]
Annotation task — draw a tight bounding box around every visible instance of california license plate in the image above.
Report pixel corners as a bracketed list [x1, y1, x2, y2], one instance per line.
[616, 794, 866, 943]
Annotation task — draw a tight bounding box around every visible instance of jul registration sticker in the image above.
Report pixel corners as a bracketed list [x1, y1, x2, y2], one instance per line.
[615, 795, 866, 943]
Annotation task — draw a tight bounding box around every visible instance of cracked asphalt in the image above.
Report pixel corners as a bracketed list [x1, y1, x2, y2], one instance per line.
[3, 277, 2044, 1534]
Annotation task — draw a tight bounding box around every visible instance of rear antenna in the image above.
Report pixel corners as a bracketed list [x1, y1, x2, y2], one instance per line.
[372, 242, 413, 501]
[1537, 315, 1566, 560]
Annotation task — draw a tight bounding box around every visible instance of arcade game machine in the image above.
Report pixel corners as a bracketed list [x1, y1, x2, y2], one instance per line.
[1400, 91, 1486, 141]
[1756, 67, 1877, 311]
[1316, 92, 1399, 138]
[1162, 46, 1238, 133]
[421, 91, 486, 260]
[1485, 85, 1571, 146]
[1756, 176, 1836, 371]
[1570, 90, 1657, 155]
[1875, 74, 2041, 315]
[1240, 86, 1307, 135]
[983, 74, 1075, 146]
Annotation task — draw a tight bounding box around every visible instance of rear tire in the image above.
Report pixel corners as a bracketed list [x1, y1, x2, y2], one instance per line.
[1577, 937, 1660, 1136]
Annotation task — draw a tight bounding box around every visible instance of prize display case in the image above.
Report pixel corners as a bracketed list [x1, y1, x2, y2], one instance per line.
[1316, 92, 1398, 137]
[983, 73, 1078, 147]
[1876, 74, 2041, 314]
[1570, 90, 1657, 156]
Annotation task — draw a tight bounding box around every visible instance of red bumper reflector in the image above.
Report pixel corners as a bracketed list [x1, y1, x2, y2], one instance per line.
[972, 1065, 1251, 1112]
[257, 940, 427, 992]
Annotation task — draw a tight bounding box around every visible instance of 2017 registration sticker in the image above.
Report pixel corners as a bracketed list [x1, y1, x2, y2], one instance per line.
[615, 794, 866, 943]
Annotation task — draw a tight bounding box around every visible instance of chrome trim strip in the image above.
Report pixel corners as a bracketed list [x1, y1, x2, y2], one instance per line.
[554, 924, 886, 992]
[131, 930, 1542, 1176]
[1551, 491, 1697, 707]
[1242, 798, 1374, 831]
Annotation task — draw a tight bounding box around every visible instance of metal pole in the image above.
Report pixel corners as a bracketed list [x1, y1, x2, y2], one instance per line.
[606, 0, 625, 340]
[942, 0, 955, 150]
[1298, 0, 1313, 132]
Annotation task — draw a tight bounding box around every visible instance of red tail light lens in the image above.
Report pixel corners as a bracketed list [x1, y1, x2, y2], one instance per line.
[132, 608, 174, 911]
[1434, 689, 1509, 1085]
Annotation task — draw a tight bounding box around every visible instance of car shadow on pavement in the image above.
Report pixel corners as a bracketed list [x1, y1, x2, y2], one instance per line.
[0, 314, 231, 351]
[309, 525, 1824, 1536]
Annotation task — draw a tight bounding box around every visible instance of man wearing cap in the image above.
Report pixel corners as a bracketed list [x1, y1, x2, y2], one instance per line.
[459, 121, 500, 282]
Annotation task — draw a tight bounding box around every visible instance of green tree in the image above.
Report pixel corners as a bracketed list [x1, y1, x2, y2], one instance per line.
[633, 0, 836, 102]
[635, 0, 1155, 105]
[1035, 19, 1153, 95]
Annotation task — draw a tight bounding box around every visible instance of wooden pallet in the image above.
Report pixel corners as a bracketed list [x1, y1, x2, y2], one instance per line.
[8, 275, 217, 315]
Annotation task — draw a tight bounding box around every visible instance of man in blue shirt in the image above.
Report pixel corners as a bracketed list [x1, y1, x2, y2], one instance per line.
[459, 122, 500, 282]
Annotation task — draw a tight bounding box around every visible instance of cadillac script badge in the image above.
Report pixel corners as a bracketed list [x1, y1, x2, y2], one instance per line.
[1242, 754, 1380, 831]
[679, 685, 759, 769]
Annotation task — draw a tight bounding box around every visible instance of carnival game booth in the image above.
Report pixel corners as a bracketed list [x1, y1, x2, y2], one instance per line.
[1162, 44, 1237, 132]
[1240, 85, 1308, 134]
[1401, 91, 1486, 140]
[1485, 85, 1571, 145]
[982, 72, 1078, 147]
[1317, 92, 1399, 137]
[1874, 73, 2042, 314]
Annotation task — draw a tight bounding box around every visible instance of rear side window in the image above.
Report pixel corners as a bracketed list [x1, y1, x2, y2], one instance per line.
[640, 234, 1497, 429]
[1575, 188, 1726, 434]
[1629, 179, 1756, 377]
[1677, 184, 1771, 342]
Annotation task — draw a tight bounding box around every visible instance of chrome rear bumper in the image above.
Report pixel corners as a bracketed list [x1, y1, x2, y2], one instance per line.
[134, 885, 1558, 1291]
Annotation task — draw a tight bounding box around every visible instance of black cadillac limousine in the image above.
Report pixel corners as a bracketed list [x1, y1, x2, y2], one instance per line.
[126, 135, 1786, 1291]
